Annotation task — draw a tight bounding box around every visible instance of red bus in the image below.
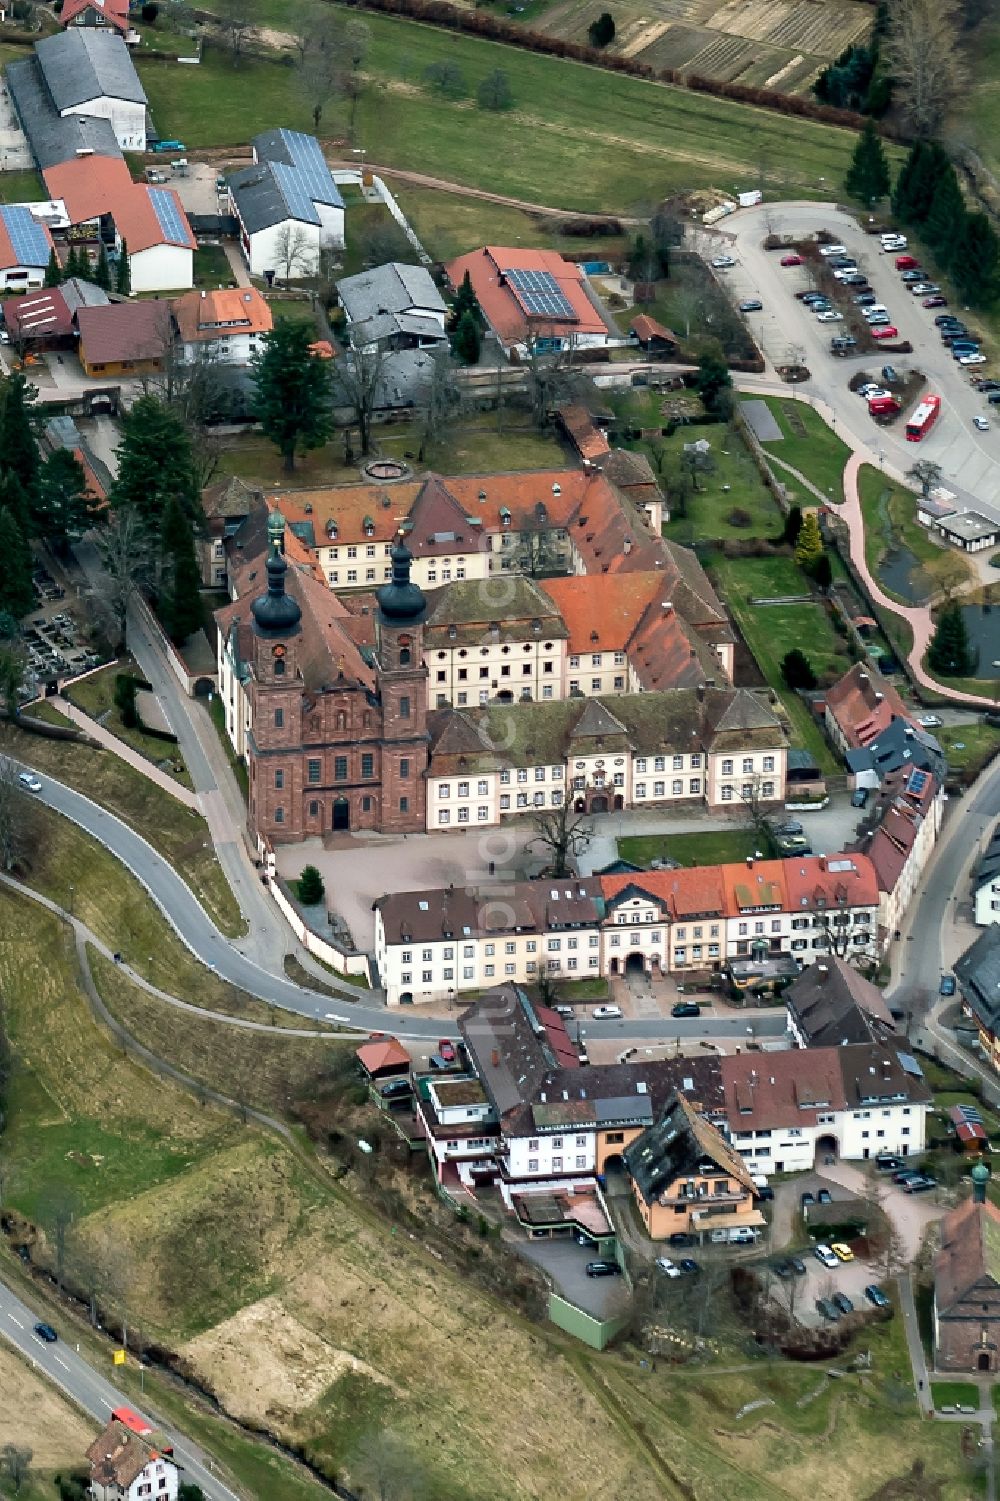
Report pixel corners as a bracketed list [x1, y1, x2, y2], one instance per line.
[905, 394, 941, 441]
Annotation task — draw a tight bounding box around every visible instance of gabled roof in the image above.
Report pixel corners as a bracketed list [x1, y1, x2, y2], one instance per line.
[557, 403, 610, 463]
[60, 0, 130, 32]
[44, 156, 195, 253]
[87, 1420, 171, 1490]
[231, 129, 343, 234]
[956, 923, 1000, 1033]
[355, 1037, 410, 1075]
[338, 261, 445, 345]
[36, 27, 146, 109]
[630, 313, 679, 345]
[786, 957, 895, 1047]
[2, 287, 71, 340]
[624, 1091, 755, 1207]
[404, 474, 484, 557]
[76, 300, 172, 365]
[935, 1196, 1000, 1314]
[568, 697, 629, 743]
[172, 286, 272, 344]
[445, 245, 612, 346]
[0, 205, 53, 272]
[825, 662, 914, 749]
[5, 53, 121, 171]
[424, 574, 565, 649]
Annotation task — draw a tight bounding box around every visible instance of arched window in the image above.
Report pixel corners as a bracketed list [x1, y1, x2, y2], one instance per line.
[274, 657, 285, 677]
[363, 711, 372, 730]
[336, 710, 347, 732]
[399, 646, 411, 666]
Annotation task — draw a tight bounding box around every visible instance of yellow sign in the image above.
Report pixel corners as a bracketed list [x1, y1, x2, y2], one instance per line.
[113, 1349, 126, 1366]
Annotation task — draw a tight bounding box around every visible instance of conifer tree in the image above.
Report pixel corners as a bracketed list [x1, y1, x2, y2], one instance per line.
[845, 120, 891, 206]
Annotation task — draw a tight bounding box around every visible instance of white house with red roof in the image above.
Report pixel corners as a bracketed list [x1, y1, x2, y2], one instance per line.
[59, 0, 131, 38]
[444, 246, 618, 357]
[0, 204, 53, 290]
[43, 155, 194, 292]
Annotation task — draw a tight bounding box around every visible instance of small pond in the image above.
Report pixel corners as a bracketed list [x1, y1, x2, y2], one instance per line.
[877, 543, 924, 603]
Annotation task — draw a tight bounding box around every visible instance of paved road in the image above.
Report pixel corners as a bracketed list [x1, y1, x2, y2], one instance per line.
[0, 1278, 242, 1501]
[718, 201, 1000, 514]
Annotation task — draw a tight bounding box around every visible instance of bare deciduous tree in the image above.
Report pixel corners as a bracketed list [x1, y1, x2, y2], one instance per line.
[0, 1444, 33, 1495]
[529, 801, 593, 878]
[293, 8, 370, 137]
[523, 334, 584, 430]
[885, 0, 967, 137]
[272, 224, 314, 283]
[334, 345, 389, 456]
[95, 506, 153, 652]
[417, 346, 462, 462]
[37, 1184, 78, 1296]
[214, 0, 258, 65]
[906, 458, 943, 500]
[348, 1430, 427, 1501]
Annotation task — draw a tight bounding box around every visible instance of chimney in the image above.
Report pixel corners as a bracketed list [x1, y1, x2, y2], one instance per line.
[819, 857, 826, 871]
[859, 671, 869, 684]
[874, 691, 884, 703]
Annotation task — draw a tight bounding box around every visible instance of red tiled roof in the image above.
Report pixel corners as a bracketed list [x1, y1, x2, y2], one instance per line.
[44, 156, 195, 254]
[557, 403, 610, 462]
[76, 300, 171, 366]
[356, 1037, 410, 1074]
[722, 1047, 847, 1132]
[2, 287, 72, 339]
[172, 286, 272, 343]
[61, 0, 129, 31]
[444, 246, 611, 346]
[825, 662, 914, 748]
[935, 1197, 1000, 1312]
[630, 313, 678, 345]
[602, 853, 879, 921]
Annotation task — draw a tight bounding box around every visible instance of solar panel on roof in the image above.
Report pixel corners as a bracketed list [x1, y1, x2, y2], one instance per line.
[0, 206, 49, 268]
[271, 161, 321, 226]
[506, 266, 576, 320]
[896, 1051, 924, 1078]
[148, 190, 190, 246]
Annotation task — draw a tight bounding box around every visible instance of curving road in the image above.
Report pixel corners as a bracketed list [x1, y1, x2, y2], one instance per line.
[0, 1279, 241, 1501]
[12, 761, 787, 1046]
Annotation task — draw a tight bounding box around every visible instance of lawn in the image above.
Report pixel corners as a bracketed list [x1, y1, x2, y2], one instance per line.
[619, 827, 768, 868]
[377, 418, 565, 472]
[194, 241, 235, 288]
[338, 188, 414, 278]
[936, 720, 1000, 780]
[0, 167, 44, 204]
[0, 719, 241, 935]
[393, 182, 629, 263]
[707, 552, 848, 770]
[64, 657, 193, 789]
[757, 398, 852, 505]
[0, 1343, 97, 1491]
[137, 19, 883, 214]
[930, 1381, 981, 1409]
[646, 426, 783, 545]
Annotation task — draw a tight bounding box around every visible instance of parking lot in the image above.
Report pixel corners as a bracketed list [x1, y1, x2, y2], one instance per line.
[710, 202, 1000, 514]
[765, 1242, 884, 1328]
[516, 1235, 631, 1320]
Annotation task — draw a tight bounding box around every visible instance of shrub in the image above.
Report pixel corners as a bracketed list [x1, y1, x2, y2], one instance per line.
[726, 506, 754, 529]
[113, 672, 141, 729]
[141, 1, 159, 18]
[781, 648, 817, 690]
[297, 864, 325, 905]
[588, 10, 615, 46]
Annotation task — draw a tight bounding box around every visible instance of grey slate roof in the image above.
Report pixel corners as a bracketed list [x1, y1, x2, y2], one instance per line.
[35, 28, 147, 110]
[956, 924, 1000, 1034]
[846, 716, 945, 783]
[6, 55, 121, 171]
[973, 824, 1000, 894]
[338, 262, 446, 346]
[785, 957, 895, 1048]
[232, 129, 343, 234]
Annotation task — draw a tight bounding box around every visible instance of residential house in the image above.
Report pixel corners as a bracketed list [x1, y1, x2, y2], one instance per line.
[32, 29, 145, 151]
[229, 128, 344, 279]
[413, 1071, 500, 1186]
[59, 0, 130, 36]
[845, 717, 946, 792]
[200, 475, 262, 589]
[972, 822, 1000, 926]
[624, 1091, 763, 1243]
[374, 852, 880, 1007]
[444, 246, 618, 357]
[337, 261, 448, 351]
[955, 923, 1000, 1075]
[171, 286, 272, 365]
[43, 155, 194, 293]
[87, 1416, 178, 1501]
[824, 663, 915, 761]
[0, 205, 54, 291]
[934, 1194, 1000, 1373]
[862, 765, 943, 938]
[722, 1042, 930, 1172]
[76, 299, 171, 377]
[785, 956, 896, 1049]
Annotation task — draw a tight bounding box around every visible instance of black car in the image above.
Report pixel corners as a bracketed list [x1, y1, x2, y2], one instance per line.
[832, 1291, 855, 1315]
[865, 1284, 891, 1309]
[854, 292, 878, 306]
[817, 1189, 833, 1204]
[876, 1154, 904, 1172]
[669, 1231, 696, 1248]
[904, 1175, 938, 1193]
[975, 380, 1000, 391]
[773, 1260, 793, 1278]
[851, 788, 869, 808]
[894, 1169, 923, 1185]
[671, 1001, 700, 1019]
[815, 1298, 840, 1322]
[33, 1322, 57, 1343]
[775, 820, 804, 835]
[789, 1256, 807, 1275]
[935, 313, 960, 325]
[841, 274, 868, 286]
[801, 1190, 815, 1206]
[586, 1259, 622, 1278]
[756, 1184, 775, 1201]
[678, 1258, 700, 1275]
[380, 1078, 413, 1100]
[900, 269, 925, 282]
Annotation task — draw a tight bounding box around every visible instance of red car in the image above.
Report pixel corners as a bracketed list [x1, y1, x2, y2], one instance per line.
[923, 295, 948, 308]
[438, 1039, 457, 1063]
[870, 325, 899, 340]
[780, 254, 803, 267]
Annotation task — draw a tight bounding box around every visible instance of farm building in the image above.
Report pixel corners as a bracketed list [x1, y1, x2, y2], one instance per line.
[228, 128, 344, 279]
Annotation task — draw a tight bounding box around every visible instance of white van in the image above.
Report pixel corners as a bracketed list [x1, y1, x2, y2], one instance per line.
[709, 1226, 760, 1245]
[863, 304, 889, 321]
[880, 233, 907, 251]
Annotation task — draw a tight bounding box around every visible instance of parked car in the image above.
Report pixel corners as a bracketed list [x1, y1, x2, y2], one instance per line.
[909, 283, 939, 295]
[975, 379, 1000, 390]
[780, 254, 803, 266]
[739, 299, 763, 312]
[865, 1284, 892, 1308]
[864, 306, 890, 320]
[677, 1258, 700, 1275]
[586, 1260, 622, 1277]
[813, 1244, 839, 1268]
[711, 255, 736, 269]
[923, 295, 948, 308]
[881, 365, 899, 383]
[858, 384, 890, 399]
[756, 1184, 775, 1201]
[936, 313, 966, 326]
[773, 1260, 793, 1278]
[827, 256, 855, 269]
[974, 416, 991, 431]
[831, 1242, 854, 1262]
[33, 1323, 57, 1343]
[775, 820, 804, 835]
[851, 787, 869, 808]
[940, 974, 957, 996]
[841, 273, 868, 286]
[876, 1154, 904, 1172]
[854, 292, 878, 305]
[777, 835, 811, 853]
[880, 233, 907, 250]
[789, 1256, 807, 1275]
[899, 269, 925, 282]
[871, 326, 900, 340]
[988, 392, 1000, 405]
[799, 291, 827, 303]
[655, 1256, 681, 1278]
[819, 243, 848, 256]
[671, 1001, 700, 1018]
[894, 252, 918, 268]
[815, 1297, 840, 1321]
[817, 1189, 833, 1204]
[380, 1077, 412, 1100]
[553, 1004, 575, 1017]
[669, 1232, 696, 1248]
[592, 1004, 623, 1020]
[893, 1169, 924, 1185]
[832, 1291, 855, 1315]
[801, 1190, 816, 1207]
[817, 310, 844, 322]
[961, 353, 988, 366]
[18, 772, 42, 793]
[918, 714, 943, 727]
[904, 1175, 938, 1193]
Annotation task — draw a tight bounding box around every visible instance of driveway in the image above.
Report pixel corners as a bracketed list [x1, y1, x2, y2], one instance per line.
[516, 1236, 631, 1319]
[715, 201, 1000, 516]
[0, 77, 33, 171]
[819, 1158, 943, 1262]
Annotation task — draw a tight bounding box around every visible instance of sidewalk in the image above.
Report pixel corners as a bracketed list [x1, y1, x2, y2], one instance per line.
[51, 694, 201, 810]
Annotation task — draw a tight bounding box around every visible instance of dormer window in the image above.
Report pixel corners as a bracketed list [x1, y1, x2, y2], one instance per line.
[363, 516, 375, 537]
[326, 519, 338, 540]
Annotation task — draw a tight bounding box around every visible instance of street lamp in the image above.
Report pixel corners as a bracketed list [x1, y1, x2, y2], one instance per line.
[352, 146, 367, 179]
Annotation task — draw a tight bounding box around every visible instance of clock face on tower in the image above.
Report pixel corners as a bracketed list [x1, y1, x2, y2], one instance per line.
[273, 645, 286, 658]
